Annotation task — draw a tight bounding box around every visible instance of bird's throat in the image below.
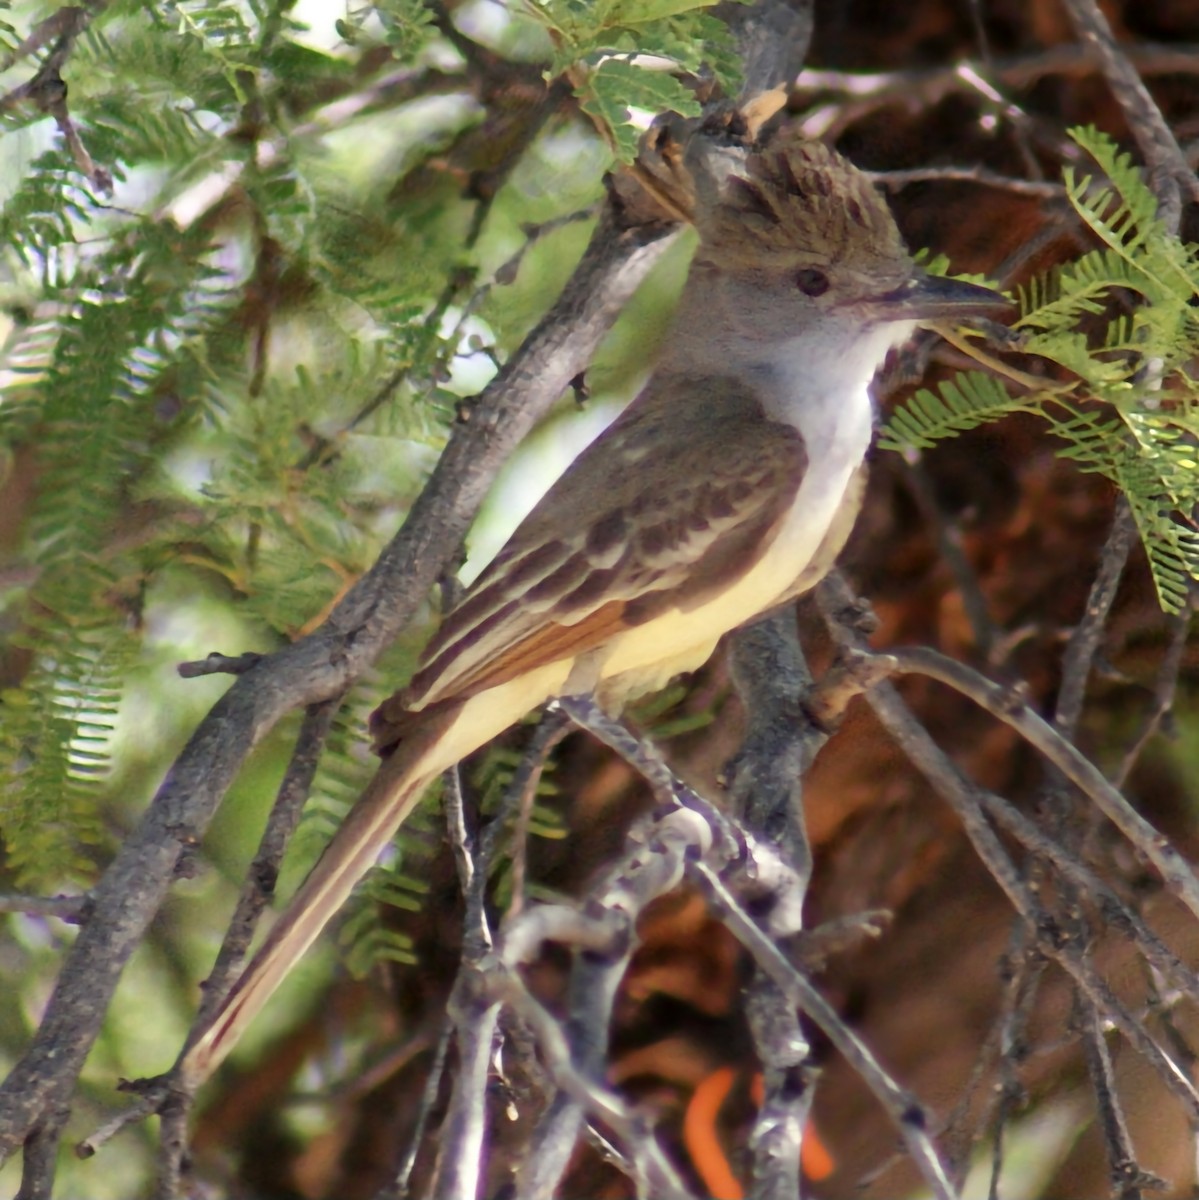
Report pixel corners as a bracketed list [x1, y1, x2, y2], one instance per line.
[748, 320, 906, 466]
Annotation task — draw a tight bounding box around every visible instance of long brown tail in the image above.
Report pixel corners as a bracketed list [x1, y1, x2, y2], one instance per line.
[179, 701, 463, 1086]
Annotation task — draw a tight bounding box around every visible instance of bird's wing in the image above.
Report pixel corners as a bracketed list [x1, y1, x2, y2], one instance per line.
[371, 373, 808, 750]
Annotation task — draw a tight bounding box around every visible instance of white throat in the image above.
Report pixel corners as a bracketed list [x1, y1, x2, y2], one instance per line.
[750, 318, 915, 464]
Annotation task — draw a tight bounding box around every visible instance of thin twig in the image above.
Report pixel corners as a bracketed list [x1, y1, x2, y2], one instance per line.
[420, 714, 568, 1199]
[512, 799, 717, 1197]
[1054, 498, 1137, 739]
[0, 4, 112, 193]
[145, 696, 344, 1189]
[1035, 492, 1137, 1200]
[689, 860, 959, 1200]
[75, 1094, 157, 1160]
[1059, 0, 1199, 230]
[442, 767, 475, 906]
[0, 199, 676, 1162]
[973, 926, 1042, 1190]
[867, 167, 1064, 198]
[430, 975, 502, 1200]
[1113, 607, 1191, 790]
[977, 790, 1199, 1011]
[797, 44, 1199, 141]
[1078, 997, 1164, 1200]
[504, 718, 571, 922]
[191, 696, 345, 1035]
[898, 461, 1002, 663]
[874, 678, 1199, 1122]
[817, 578, 1199, 1125]
[825, 624, 1199, 1137]
[880, 643, 1199, 927]
[495, 968, 698, 1200]
[176, 652, 264, 679]
[388, 1021, 453, 1200]
[0, 894, 90, 924]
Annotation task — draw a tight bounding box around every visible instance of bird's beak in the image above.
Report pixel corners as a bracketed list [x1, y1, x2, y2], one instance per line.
[867, 272, 1010, 322]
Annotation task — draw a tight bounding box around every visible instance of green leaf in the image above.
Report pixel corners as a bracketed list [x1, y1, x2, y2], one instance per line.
[373, 0, 437, 62]
[880, 371, 1028, 451]
[576, 58, 700, 162]
[598, 0, 723, 23]
[894, 124, 1199, 611]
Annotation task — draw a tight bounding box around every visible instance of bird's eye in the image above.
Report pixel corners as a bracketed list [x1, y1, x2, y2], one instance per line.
[795, 267, 830, 297]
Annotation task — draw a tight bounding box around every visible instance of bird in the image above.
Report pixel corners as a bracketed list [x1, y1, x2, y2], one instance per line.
[180, 130, 1008, 1084]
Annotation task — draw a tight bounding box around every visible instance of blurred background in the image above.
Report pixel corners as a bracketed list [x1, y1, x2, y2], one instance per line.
[3, 0, 1199, 1195]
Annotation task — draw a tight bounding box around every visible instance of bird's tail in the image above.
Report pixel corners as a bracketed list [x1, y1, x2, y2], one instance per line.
[179, 700, 463, 1086]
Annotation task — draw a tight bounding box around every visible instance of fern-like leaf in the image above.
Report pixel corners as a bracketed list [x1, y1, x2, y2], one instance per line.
[881, 371, 1028, 451]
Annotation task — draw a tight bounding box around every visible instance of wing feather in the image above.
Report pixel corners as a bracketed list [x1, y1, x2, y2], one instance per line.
[385, 373, 808, 731]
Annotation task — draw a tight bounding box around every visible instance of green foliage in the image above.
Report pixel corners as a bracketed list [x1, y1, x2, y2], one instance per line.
[339, 863, 427, 974]
[0, 3, 16, 58]
[521, 0, 743, 160]
[882, 370, 1032, 449]
[0, 146, 106, 264]
[0, 215, 234, 884]
[474, 735, 566, 838]
[0, 0, 507, 886]
[370, 0, 438, 60]
[629, 680, 717, 738]
[883, 126, 1199, 613]
[336, 0, 437, 61]
[577, 58, 700, 162]
[0, 0, 738, 901]
[158, 0, 278, 102]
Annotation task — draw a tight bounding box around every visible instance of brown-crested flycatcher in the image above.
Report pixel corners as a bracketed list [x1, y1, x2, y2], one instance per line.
[181, 132, 1007, 1084]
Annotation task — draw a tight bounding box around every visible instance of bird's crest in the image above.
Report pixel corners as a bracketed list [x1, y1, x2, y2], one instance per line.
[694, 136, 909, 272]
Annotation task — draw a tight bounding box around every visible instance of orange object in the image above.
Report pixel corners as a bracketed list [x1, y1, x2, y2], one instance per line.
[685, 1067, 744, 1199]
[799, 1116, 835, 1181]
[684, 1067, 836, 1197]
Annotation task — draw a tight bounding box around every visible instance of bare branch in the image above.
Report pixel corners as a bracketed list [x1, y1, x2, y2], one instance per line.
[422, 714, 568, 1199]
[193, 696, 345, 1029]
[0, 3, 112, 193]
[719, 0, 815, 100]
[818, 577, 1199, 1126]
[689, 859, 959, 1200]
[0, 894, 89, 924]
[388, 1024, 453, 1200]
[0, 205, 677, 1161]
[798, 44, 1199, 143]
[1058, 0, 1199, 229]
[1078, 998, 1167, 1200]
[879, 642, 1199, 927]
[1054, 499, 1138, 738]
[430, 979, 502, 1200]
[977, 790, 1199, 1011]
[176, 652, 264, 679]
[1113, 607, 1191, 790]
[868, 167, 1065, 198]
[494, 968, 698, 1200]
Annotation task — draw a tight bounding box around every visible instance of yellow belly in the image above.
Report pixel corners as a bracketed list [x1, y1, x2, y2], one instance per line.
[593, 457, 865, 703]
[414, 452, 866, 775]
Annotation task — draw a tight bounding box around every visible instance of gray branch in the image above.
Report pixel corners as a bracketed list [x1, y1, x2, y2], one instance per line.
[0, 207, 677, 1162]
